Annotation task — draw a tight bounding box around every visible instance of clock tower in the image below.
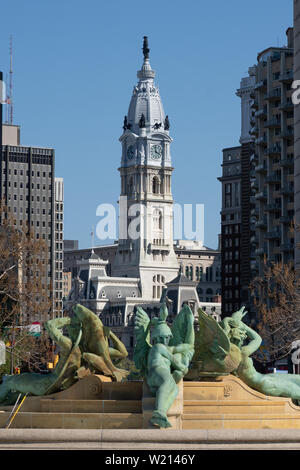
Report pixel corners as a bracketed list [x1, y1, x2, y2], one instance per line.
[112, 37, 178, 299]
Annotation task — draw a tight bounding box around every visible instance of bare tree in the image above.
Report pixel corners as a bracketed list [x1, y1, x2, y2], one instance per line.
[250, 258, 300, 363]
[0, 200, 52, 373]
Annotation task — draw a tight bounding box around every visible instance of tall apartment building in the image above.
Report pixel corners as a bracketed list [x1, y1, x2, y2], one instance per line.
[294, 1, 300, 271]
[219, 146, 242, 316]
[54, 177, 64, 315]
[219, 66, 256, 318]
[237, 69, 256, 310]
[0, 123, 63, 321]
[251, 29, 294, 274]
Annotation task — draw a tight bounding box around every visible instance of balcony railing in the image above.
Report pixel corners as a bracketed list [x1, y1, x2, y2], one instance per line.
[265, 231, 281, 240]
[264, 89, 281, 101]
[255, 191, 267, 201]
[254, 80, 267, 90]
[279, 186, 294, 196]
[280, 129, 294, 139]
[255, 164, 267, 174]
[264, 118, 281, 128]
[280, 216, 292, 224]
[265, 173, 281, 184]
[279, 158, 293, 168]
[255, 136, 267, 146]
[149, 240, 170, 252]
[280, 243, 293, 252]
[255, 219, 267, 229]
[279, 71, 293, 83]
[265, 203, 281, 212]
[279, 101, 293, 112]
[255, 108, 267, 118]
[265, 145, 281, 156]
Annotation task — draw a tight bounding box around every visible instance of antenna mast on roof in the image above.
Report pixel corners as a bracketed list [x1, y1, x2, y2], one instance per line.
[8, 35, 13, 124]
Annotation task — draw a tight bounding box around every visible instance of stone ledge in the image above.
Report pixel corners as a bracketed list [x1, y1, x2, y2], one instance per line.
[2, 428, 300, 444]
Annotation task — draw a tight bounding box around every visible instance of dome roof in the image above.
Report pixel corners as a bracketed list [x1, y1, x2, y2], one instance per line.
[126, 37, 166, 135]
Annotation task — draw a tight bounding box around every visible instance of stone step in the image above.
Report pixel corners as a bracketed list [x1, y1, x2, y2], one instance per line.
[182, 412, 300, 430]
[101, 382, 143, 400]
[0, 411, 143, 429]
[183, 400, 288, 415]
[40, 399, 142, 414]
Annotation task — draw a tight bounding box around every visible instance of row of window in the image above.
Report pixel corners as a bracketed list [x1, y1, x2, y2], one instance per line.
[183, 265, 221, 282]
[6, 169, 52, 178]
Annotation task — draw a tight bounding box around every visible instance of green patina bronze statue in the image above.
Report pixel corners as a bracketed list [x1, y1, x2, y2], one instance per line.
[72, 304, 129, 381]
[134, 303, 195, 428]
[0, 304, 129, 404]
[185, 307, 244, 379]
[190, 306, 300, 403]
[223, 308, 300, 402]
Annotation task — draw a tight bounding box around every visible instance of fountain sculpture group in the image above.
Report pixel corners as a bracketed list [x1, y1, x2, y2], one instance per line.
[1, 302, 300, 428]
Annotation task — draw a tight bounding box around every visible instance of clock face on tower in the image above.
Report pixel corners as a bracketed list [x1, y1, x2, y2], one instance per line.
[150, 144, 162, 160]
[127, 145, 134, 160]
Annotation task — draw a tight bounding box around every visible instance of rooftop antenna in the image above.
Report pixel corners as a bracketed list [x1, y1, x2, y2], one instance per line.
[5, 72, 9, 124]
[91, 225, 95, 252]
[8, 35, 13, 124]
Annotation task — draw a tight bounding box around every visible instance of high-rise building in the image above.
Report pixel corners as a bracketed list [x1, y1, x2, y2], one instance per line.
[294, 1, 300, 271]
[219, 67, 256, 318]
[219, 146, 242, 316]
[54, 177, 64, 316]
[0, 124, 63, 320]
[251, 29, 294, 274]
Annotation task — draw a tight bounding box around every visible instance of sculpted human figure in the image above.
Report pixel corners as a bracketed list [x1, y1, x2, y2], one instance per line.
[0, 304, 130, 404]
[134, 303, 194, 428]
[226, 311, 300, 402]
[72, 304, 129, 381]
[0, 315, 82, 404]
[185, 307, 245, 379]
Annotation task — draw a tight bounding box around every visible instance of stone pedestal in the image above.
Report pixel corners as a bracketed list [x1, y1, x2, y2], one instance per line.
[2, 374, 300, 431]
[142, 380, 183, 429]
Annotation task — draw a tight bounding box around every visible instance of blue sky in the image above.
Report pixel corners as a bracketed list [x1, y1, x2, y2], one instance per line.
[0, 0, 293, 249]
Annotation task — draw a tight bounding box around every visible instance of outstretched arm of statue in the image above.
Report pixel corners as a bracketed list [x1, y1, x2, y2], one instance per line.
[45, 317, 72, 351]
[108, 330, 128, 360]
[241, 323, 262, 357]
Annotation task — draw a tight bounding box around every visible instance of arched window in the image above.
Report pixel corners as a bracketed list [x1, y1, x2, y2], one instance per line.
[206, 267, 213, 282]
[196, 265, 203, 281]
[128, 177, 134, 196]
[153, 274, 165, 299]
[159, 212, 163, 230]
[152, 176, 160, 194]
[197, 287, 203, 295]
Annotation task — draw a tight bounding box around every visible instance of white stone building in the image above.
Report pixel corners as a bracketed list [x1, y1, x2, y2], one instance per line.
[65, 38, 221, 353]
